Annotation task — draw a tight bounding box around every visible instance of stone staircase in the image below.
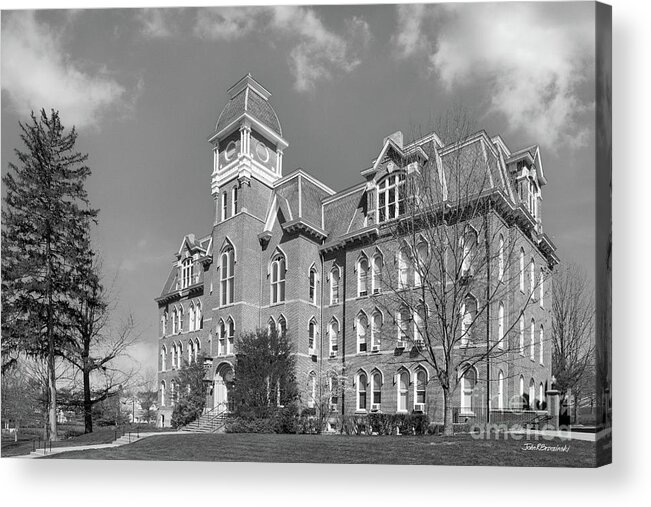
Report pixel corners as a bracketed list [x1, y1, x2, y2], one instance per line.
[180, 407, 229, 433]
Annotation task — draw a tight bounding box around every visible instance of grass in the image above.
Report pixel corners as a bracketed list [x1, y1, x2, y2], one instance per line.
[42, 432, 597, 467]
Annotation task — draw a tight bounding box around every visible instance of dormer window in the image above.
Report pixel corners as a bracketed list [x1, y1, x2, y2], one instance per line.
[377, 173, 406, 222]
[181, 257, 194, 288]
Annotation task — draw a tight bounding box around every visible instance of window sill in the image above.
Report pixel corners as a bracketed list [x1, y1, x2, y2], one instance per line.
[269, 302, 286, 308]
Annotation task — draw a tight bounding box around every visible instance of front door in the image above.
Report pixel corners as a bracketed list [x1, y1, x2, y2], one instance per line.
[214, 377, 228, 410]
[214, 365, 233, 411]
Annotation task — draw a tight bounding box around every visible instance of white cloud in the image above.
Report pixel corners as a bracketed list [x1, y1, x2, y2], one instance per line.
[391, 4, 594, 148]
[137, 8, 177, 39]
[1, 11, 129, 129]
[193, 6, 261, 41]
[193, 6, 369, 92]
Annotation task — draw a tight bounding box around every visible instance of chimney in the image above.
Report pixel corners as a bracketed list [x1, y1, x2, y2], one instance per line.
[384, 131, 403, 149]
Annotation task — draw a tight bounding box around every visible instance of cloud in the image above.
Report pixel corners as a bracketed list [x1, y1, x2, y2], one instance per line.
[193, 6, 369, 92]
[137, 8, 177, 39]
[1, 11, 130, 129]
[391, 4, 594, 147]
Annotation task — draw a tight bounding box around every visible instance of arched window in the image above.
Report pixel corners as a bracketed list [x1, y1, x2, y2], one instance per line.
[539, 324, 545, 364]
[270, 254, 286, 304]
[371, 311, 382, 350]
[171, 344, 177, 369]
[415, 369, 427, 407]
[414, 305, 425, 345]
[357, 256, 368, 297]
[218, 320, 226, 356]
[178, 306, 184, 333]
[519, 375, 525, 409]
[188, 303, 195, 332]
[357, 372, 368, 411]
[177, 342, 183, 368]
[330, 266, 340, 305]
[497, 370, 504, 410]
[377, 172, 405, 222]
[181, 257, 194, 289]
[267, 317, 276, 335]
[539, 268, 545, 307]
[460, 366, 476, 415]
[308, 372, 316, 408]
[371, 254, 382, 294]
[398, 248, 409, 289]
[309, 267, 317, 304]
[161, 311, 168, 336]
[187, 340, 193, 364]
[172, 308, 178, 334]
[529, 378, 535, 410]
[161, 346, 167, 372]
[414, 242, 428, 286]
[196, 302, 202, 330]
[221, 190, 228, 221]
[194, 338, 201, 363]
[461, 226, 477, 276]
[519, 248, 525, 292]
[356, 313, 368, 353]
[397, 370, 409, 412]
[397, 307, 410, 343]
[278, 315, 287, 336]
[227, 318, 235, 354]
[221, 246, 234, 306]
[498, 302, 505, 349]
[498, 234, 504, 281]
[530, 318, 536, 360]
[329, 375, 339, 411]
[461, 295, 477, 346]
[160, 381, 166, 407]
[308, 319, 317, 353]
[530, 258, 535, 296]
[232, 186, 238, 215]
[170, 380, 176, 406]
[519, 316, 525, 355]
[539, 382, 545, 409]
[372, 372, 382, 407]
[329, 319, 339, 356]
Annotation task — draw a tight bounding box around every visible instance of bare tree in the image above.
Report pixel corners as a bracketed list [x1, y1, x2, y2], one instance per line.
[302, 368, 351, 433]
[551, 263, 595, 404]
[59, 262, 140, 433]
[373, 111, 553, 435]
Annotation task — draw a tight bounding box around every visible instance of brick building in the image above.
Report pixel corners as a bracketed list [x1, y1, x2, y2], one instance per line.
[156, 74, 558, 428]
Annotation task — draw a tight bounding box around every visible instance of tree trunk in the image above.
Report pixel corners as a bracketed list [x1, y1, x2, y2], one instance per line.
[47, 347, 58, 441]
[83, 368, 93, 433]
[443, 388, 454, 436]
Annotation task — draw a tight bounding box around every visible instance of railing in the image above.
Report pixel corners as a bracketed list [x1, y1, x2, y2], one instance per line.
[452, 407, 550, 428]
[180, 405, 230, 433]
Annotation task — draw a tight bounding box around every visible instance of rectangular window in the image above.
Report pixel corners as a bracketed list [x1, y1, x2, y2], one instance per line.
[232, 187, 238, 215]
[222, 192, 228, 221]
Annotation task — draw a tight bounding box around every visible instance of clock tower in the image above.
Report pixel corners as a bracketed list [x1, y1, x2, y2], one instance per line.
[209, 74, 288, 223]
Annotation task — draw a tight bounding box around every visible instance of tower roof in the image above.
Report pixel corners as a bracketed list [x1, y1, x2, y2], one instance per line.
[215, 74, 282, 137]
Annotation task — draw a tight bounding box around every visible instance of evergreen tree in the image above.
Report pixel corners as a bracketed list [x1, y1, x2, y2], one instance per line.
[1, 109, 98, 440]
[170, 354, 208, 428]
[231, 328, 298, 418]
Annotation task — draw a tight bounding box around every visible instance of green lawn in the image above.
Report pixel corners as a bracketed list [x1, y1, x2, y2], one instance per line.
[43, 433, 597, 467]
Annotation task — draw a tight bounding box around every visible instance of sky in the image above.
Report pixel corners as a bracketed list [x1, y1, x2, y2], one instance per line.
[1, 2, 598, 376]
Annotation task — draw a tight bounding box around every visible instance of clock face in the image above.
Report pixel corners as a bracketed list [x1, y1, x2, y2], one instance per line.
[255, 140, 269, 163]
[225, 140, 237, 161]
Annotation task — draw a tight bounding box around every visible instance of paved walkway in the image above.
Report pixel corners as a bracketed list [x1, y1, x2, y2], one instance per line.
[14, 431, 188, 459]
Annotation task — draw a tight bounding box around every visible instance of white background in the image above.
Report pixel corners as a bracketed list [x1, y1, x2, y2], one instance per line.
[1, 0, 648, 504]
